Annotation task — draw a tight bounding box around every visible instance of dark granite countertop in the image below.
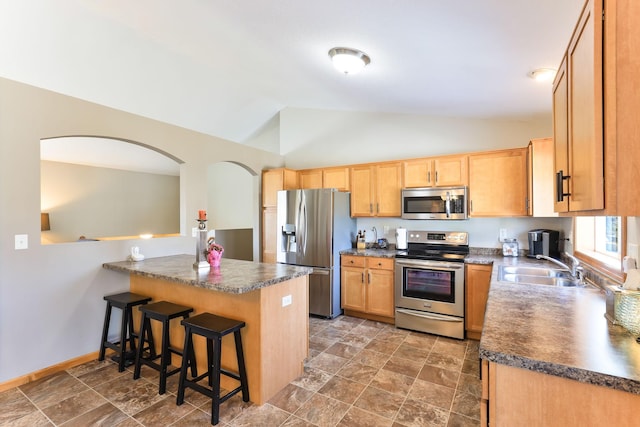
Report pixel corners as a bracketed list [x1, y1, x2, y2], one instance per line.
[475, 254, 640, 395]
[339, 248, 398, 258]
[103, 254, 312, 294]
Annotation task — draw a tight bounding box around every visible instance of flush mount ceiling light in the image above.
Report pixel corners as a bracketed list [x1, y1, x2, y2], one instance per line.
[328, 47, 371, 74]
[529, 68, 557, 83]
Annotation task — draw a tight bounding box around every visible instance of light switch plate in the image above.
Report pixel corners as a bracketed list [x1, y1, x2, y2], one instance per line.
[192, 227, 198, 237]
[15, 234, 28, 250]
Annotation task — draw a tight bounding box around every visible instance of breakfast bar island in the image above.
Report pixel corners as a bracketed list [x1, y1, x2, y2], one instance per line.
[103, 254, 312, 405]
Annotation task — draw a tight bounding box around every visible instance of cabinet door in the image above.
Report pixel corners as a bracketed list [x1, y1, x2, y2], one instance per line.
[567, 0, 604, 211]
[465, 264, 492, 339]
[350, 166, 375, 217]
[434, 155, 468, 187]
[469, 149, 529, 217]
[553, 57, 570, 213]
[262, 168, 298, 207]
[341, 266, 366, 311]
[299, 169, 323, 189]
[375, 163, 402, 217]
[366, 269, 394, 317]
[530, 138, 558, 217]
[403, 159, 433, 188]
[323, 167, 350, 191]
[262, 207, 277, 263]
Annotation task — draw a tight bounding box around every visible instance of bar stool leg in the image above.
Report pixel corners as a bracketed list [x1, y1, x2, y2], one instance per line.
[210, 336, 223, 426]
[126, 306, 137, 356]
[176, 327, 192, 406]
[116, 304, 129, 372]
[158, 318, 171, 394]
[234, 329, 250, 402]
[98, 302, 112, 361]
[133, 313, 150, 380]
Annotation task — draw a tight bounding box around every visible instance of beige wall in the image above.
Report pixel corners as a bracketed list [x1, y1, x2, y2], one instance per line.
[41, 160, 180, 243]
[0, 77, 283, 383]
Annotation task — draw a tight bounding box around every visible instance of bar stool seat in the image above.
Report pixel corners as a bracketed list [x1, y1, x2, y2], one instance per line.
[98, 292, 152, 372]
[133, 301, 196, 394]
[176, 312, 249, 425]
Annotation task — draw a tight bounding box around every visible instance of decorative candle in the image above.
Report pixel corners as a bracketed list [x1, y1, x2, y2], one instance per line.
[198, 210, 207, 220]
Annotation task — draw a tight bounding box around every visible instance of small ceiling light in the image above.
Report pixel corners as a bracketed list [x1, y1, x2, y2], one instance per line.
[328, 47, 371, 74]
[529, 68, 557, 83]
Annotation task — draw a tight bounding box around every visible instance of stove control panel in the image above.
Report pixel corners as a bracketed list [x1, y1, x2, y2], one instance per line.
[407, 231, 468, 246]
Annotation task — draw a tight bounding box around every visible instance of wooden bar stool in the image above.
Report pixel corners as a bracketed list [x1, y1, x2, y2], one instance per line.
[133, 301, 196, 394]
[98, 292, 152, 372]
[176, 313, 249, 425]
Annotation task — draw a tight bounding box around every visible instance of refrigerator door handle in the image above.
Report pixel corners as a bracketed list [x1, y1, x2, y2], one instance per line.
[299, 193, 308, 256]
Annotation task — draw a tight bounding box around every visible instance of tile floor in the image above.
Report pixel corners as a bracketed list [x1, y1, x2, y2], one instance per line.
[0, 315, 481, 426]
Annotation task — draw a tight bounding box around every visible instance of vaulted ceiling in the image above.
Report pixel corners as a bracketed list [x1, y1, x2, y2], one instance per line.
[0, 1, 585, 145]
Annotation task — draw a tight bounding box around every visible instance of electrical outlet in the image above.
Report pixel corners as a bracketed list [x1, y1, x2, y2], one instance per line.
[383, 225, 389, 235]
[15, 234, 28, 250]
[499, 228, 507, 242]
[629, 244, 639, 261]
[192, 227, 198, 237]
[282, 295, 292, 307]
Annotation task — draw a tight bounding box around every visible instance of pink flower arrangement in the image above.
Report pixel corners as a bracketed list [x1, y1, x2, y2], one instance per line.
[206, 238, 224, 267]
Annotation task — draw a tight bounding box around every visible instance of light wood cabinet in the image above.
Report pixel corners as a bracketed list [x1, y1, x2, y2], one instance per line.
[262, 168, 298, 207]
[468, 148, 529, 217]
[403, 155, 468, 188]
[350, 163, 402, 217]
[553, 0, 604, 213]
[299, 169, 323, 189]
[465, 264, 492, 340]
[261, 168, 298, 262]
[341, 255, 395, 322]
[484, 361, 640, 427]
[528, 138, 558, 217]
[322, 167, 350, 191]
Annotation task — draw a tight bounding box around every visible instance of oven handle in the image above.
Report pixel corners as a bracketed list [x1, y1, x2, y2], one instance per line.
[396, 308, 463, 323]
[395, 259, 464, 271]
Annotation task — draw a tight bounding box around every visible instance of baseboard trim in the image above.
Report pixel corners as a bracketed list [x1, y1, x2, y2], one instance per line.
[0, 350, 110, 393]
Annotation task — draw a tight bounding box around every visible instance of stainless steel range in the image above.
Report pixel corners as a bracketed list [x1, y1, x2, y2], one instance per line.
[395, 230, 469, 339]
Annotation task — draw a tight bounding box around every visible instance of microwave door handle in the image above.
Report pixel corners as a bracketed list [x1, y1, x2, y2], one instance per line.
[445, 191, 451, 218]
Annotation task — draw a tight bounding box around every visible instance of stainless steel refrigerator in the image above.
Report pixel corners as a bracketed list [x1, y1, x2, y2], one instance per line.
[277, 189, 356, 318]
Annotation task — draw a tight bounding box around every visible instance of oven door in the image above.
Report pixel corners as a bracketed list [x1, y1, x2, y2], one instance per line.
[395, 258, 465, 317]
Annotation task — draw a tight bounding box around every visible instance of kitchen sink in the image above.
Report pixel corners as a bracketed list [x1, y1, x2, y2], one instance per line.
[497, 265, 585, 287]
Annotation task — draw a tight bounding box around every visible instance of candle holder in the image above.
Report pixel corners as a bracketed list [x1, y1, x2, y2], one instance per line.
[193, 219, 210, 271]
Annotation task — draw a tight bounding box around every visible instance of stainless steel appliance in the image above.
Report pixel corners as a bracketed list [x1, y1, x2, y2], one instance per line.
[395, 230, 469, 339]
[527, 229, 560, 258]
[277, 189, 356, 318]
[401, 186, 468, 220]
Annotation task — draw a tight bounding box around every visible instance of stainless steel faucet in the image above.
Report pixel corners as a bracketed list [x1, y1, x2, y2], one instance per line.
[536, 253, 584, 281]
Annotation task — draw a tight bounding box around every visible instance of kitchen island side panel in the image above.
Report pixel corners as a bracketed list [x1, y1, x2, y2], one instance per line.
[130, 273, 309, 405]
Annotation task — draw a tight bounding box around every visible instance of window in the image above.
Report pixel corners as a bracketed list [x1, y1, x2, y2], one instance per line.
[574, 216, 624, 278]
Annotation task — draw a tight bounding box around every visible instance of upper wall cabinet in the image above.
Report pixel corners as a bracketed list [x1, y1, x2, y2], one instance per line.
[468, 148, 529, 217]
[553, 0, 604, 213]
[529, 138, 558, 217]
[604, 0, 640, 216]
[403, 155, 468, 188]
[299, 169, 323, 189]
[262, 168, 298, 207]
[298, 167, 350, 191]
[322, 167, 350, 191]
[350, 163, 402, 217]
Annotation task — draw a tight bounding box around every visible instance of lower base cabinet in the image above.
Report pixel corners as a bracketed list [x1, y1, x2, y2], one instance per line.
[465, 263, 492, 340]
[341, 255, 394, 323]
[482, 361, 640, 426]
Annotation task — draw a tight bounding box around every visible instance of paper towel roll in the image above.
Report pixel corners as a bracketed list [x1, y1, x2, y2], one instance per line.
[623, 269, 640, 290]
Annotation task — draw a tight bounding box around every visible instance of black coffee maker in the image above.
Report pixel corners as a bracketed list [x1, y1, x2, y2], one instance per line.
[527, 229, 560, 258]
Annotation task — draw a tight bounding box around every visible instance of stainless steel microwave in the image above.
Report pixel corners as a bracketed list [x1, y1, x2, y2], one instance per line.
[401, 186, 468, 220]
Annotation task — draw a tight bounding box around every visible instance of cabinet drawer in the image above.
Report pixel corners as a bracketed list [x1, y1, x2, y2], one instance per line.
[366, 257, 394, 270]
[341, 255, 365, 268]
